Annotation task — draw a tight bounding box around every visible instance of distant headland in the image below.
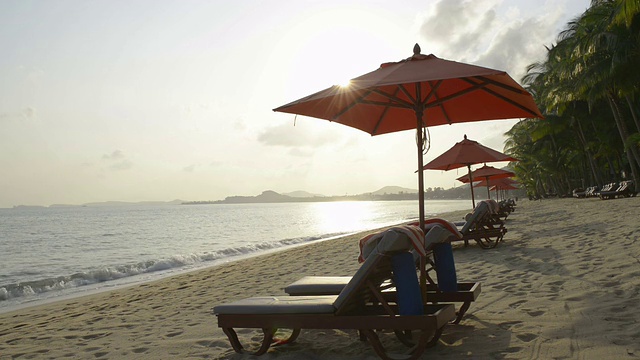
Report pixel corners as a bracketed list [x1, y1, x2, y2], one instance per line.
[182, 185, 477, 205]
[8, 185, 492, 209]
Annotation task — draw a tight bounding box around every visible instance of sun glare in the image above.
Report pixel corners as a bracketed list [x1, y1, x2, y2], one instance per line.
[338, 79, 351, 88]
[311, 201, 375, 234]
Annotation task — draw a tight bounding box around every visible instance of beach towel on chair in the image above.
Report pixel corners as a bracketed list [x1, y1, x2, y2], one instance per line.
[358, 225, 424, 263]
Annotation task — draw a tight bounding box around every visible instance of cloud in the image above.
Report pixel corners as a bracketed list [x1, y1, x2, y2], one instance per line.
[419, 0, 501, 59]
[102, 150, 125, 161]
[475, 14, 563, 81]
[183, 164, 196, 172]
[101, 150, 133, 171]
[418, 0, 568, 82]
[257, 122, 340, 149]
[0, 107, 36, 122]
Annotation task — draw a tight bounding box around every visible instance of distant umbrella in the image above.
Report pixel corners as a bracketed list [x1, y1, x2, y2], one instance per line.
[423, 135, 517, 208]
[456, 164, 515, 199]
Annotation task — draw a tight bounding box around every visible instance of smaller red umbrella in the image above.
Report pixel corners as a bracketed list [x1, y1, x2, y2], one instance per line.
[474, 178, 519, 200]
[457, 165, 515, 198]
[488, 181, 519, 201]
[423, 135, 517, 207]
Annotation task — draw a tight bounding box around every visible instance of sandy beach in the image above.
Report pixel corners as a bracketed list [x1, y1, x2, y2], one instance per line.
[1, 197, 639, 359]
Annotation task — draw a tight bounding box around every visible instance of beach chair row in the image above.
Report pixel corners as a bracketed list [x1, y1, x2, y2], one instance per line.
[573, 181, 637, 199]
[451, 199, 509, 249]
[213, 223, 483, 359]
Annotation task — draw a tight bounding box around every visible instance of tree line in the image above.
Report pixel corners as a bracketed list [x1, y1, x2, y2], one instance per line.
[504, 0, 640, 198]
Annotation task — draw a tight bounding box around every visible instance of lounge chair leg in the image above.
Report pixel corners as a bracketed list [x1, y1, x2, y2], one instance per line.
[221, 327, 275, 356]
[394, 329, 415, 347]
[273, 328, 301, 345]
[452, 302, 471, 324]
[358, 330, 367, 341]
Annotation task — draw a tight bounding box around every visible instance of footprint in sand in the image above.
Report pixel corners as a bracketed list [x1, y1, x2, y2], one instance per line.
[498, 320, 523, 330]
[509, 300, 528, 309]
[526, 310, 545, 317]
[516, 333, 538, 342]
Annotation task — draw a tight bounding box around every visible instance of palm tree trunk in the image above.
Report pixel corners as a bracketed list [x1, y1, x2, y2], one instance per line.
[607, 92, 640, 183]
[574, 116, 603, 185]
[625, 94, 640, 132]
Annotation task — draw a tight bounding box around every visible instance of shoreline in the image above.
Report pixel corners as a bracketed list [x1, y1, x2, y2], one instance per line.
[2, 197, 639, 359]
[0, 214, 436, 316]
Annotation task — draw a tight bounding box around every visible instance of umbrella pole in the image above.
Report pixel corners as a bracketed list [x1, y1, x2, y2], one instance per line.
[416, 109, 427, 303]
[486, 176, 491, 199]
[467, 165, 476, 208]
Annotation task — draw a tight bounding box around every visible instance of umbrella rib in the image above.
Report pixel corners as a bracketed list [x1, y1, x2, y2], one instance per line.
[360, 100, 410, 108]
[421, 80, 443, 105]
[426, 81, 453, 124]
[371, 87, 402, 135]
[463, 77, 541, 117]
[472, 76, 527, 94]
[397, 84, 416, 104]
[332, 89, 375, 119]
[370, 88, 415, 108]
[424, 83, 483, 108]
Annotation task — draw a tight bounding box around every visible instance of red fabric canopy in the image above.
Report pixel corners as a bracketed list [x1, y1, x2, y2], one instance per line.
[423, 136, 517, 171]
[456, 165, 515, 183]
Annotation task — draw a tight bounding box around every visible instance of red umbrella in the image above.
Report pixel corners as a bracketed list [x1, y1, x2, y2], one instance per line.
[274, 44, 542, 230]
[474, 177, 519, 187]
[456, 165, 515, 198]
[474, 178, 519, 199]
[485, 180, 519, 201]
[423, 135, 517, 207]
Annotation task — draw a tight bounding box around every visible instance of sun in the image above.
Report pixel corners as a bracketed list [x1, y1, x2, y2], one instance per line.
[338, 79, 351, 88]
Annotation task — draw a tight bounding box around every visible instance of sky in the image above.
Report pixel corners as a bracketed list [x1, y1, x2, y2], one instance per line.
[0, 0, 591, 207]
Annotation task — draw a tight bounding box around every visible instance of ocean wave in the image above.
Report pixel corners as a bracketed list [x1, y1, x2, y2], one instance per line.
[0, 232, 346, 302]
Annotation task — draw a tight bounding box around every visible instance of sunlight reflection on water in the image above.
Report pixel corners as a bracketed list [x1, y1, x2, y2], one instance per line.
[310, 201, 377, 234]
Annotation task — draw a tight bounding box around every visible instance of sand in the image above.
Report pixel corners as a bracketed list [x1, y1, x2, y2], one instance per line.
[1, 197, 639, 359]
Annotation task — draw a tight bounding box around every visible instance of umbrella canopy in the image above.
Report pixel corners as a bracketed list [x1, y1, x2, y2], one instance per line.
[474, 177, 519, 187]
[274, 44, 541, 230]
[456, 165, 515, 182]
[424, 136, 517, 171]
[485, 179, 520, 201]
[456, 164, 515, 198]
[475, 178, 519, 200]
[490, 183, 519, 190]
[424, 135, 517, 207]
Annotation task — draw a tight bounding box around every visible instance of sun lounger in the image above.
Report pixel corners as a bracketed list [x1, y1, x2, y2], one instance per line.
[213, 231, 456, 360]
[284, 224, 481, 324]
[599, 180, 637, 200]
[284, 276, 480, 325]
[595, 182, 617, 196]
[496, 199, 515, 219]
[457, 200, 507, 249]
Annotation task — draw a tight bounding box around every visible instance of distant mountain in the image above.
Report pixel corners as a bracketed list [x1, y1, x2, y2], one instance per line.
[370, 186, 417, 195]
[283, 190, 326, 198]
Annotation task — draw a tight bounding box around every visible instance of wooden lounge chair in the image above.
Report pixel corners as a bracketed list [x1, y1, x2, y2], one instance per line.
[284, 224, 481, 324]
[213, 234, 456, 360]
[599, 180, 636, 200]
[595, 182, 617, 197]
[456, 200, 507, 249]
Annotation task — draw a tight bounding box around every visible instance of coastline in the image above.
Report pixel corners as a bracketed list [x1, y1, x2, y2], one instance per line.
[1, 197, 639, 359]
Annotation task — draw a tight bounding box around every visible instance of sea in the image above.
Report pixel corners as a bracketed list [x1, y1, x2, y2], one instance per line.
[0, 200, 471, 313]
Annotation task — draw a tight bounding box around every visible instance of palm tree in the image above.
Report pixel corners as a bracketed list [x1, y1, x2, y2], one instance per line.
[507, 0, 640, 191]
